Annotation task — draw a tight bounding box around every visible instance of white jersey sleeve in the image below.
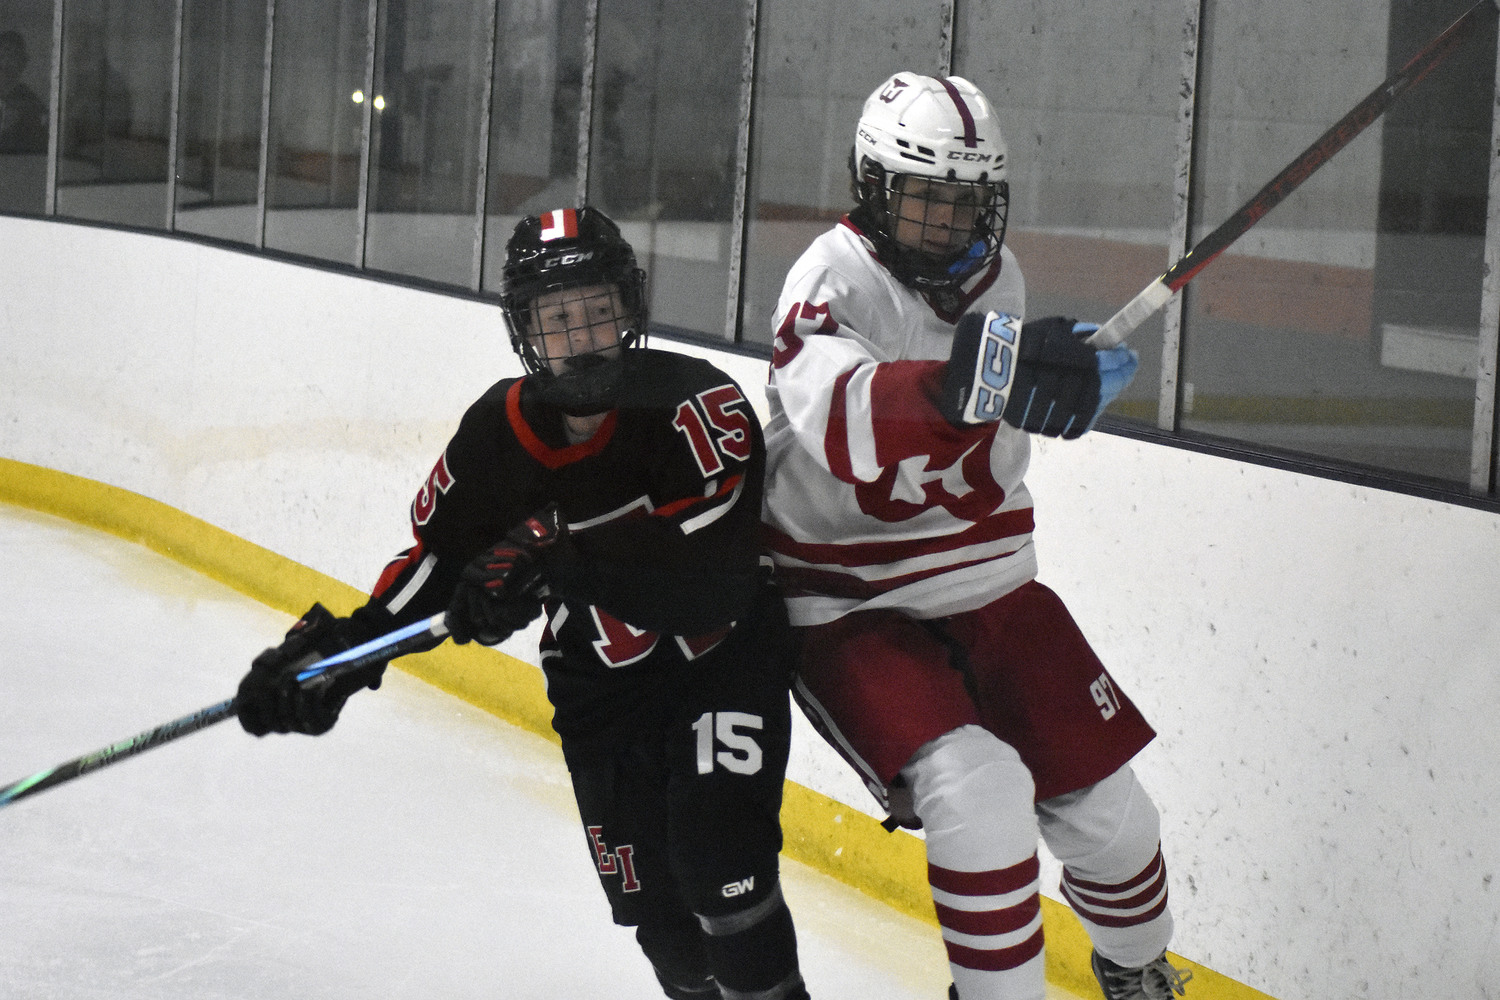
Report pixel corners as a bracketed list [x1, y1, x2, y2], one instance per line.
[762, 219, 1039, 626]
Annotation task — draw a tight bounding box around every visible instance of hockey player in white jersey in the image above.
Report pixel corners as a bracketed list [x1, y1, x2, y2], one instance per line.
[761, 72, 1192, 1000]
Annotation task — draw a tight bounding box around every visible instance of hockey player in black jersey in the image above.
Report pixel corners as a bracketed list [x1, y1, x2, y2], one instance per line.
[235, 206, 810, 1000]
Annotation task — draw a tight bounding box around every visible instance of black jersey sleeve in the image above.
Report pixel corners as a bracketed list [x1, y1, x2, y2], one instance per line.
[361, 379, 540, 629]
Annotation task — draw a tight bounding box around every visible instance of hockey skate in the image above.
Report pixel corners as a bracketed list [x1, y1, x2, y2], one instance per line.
[1090, 950, 1191, 1000]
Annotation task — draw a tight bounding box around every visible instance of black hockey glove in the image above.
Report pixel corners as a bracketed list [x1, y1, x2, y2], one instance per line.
[236, 603, 389, 737]
[445, 505, 564, 646]
[940, 311, 1138, 438]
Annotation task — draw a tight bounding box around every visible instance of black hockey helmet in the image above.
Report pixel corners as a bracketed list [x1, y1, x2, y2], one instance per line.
[501, 206, 648, 413]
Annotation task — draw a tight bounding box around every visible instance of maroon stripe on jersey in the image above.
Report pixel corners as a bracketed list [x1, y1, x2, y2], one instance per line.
[506, 380, 618, 469]
[933, 894, 1041, 936]
[765, 507, 1034, 567]
[775, 552, 1011, 601]
[1062, 848, 1164, 895]
[839, 213, 879, 261]
[929, 855, 1039, 897]
[866, 359, 976, 467]
[927, 254, 1004, 324]
[943, 930, 1045, 972]
[826, 358, 999, 500]
[823, 366, 861, 485]
[937, 78, 979, 147]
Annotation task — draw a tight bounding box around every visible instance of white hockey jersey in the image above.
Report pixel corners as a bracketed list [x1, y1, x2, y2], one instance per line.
[762, 216, 1038, 626]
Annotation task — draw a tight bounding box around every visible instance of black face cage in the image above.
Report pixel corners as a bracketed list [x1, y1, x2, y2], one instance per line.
[852, 153, 1010, 292]
[503, 267, 648, 380]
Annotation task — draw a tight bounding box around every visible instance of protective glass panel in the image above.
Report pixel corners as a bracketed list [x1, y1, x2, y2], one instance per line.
[0, 3, 53, 213]
[264, 0, 370, 266]
[174, 0, 268, 245]
[741, 0, 951, 348]
[54, 0, 176, 228]
[587, 0, 747, 340]
[954, 2, 1186, 424]
[363, 0, 494, 288]
[479, 0, 588, 292]
[1181, 0, 1494, 484]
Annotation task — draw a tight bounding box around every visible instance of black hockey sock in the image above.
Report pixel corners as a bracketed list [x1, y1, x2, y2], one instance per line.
[637, 913, 714, 999]
[697, 884, 808, 1000]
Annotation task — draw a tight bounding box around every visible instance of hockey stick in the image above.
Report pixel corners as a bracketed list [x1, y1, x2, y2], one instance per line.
[0, 612, 449, 810]
[1087, 0, 1499, 349]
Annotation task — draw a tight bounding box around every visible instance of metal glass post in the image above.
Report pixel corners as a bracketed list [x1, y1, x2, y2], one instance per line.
[938, 0, 954, 77]
[1473, 25, 1500, 494]
[724, 0, 759, 343]
[1158, 0, 1203, 432]
[470, 0, 500, 292]
[354, 0, 379, 269]
[254, 0, 275, 249]
[165, 0, 186, 231]
[575, 0, 599, 208]
[44, 0, 64, 215]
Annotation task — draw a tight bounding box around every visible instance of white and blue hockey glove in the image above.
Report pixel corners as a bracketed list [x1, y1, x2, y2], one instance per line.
[940, 311, 1138, 439]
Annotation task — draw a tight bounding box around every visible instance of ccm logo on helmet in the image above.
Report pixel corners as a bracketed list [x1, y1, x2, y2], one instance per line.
[543, 250, 596, 268]
[948, 151, 996, 163]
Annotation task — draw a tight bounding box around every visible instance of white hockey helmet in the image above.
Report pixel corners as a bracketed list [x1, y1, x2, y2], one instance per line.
[850, 72, 1010, 291]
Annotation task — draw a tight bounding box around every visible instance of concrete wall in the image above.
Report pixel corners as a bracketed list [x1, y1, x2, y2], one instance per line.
[2, 215, 1498, 1000]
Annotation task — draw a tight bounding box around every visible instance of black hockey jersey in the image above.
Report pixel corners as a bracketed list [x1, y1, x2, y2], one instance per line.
[362, 348, 771, 741]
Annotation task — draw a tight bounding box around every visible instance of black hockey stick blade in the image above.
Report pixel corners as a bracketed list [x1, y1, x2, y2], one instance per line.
[0, 613, 449, 810]
[1088, 0, 1499, 349]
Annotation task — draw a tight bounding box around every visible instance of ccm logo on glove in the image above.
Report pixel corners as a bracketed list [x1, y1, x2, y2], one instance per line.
[942, 310, 1139, 439]
[948, 310, 1021, 423]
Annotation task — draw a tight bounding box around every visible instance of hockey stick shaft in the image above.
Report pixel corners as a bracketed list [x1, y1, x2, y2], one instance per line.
[0, 698, 238, 808]
[0, 613, 449, 810]
[1087, 0, 1499, 349]
[295, 613, 449, 683]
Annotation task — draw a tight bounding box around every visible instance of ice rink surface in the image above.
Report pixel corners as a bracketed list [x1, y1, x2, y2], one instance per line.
[0, 505, 1082, 999]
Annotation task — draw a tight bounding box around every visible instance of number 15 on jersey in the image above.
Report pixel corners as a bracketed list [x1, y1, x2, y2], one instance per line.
[692, 711, 764, 775]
